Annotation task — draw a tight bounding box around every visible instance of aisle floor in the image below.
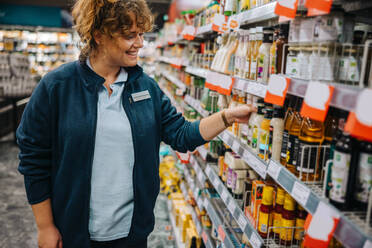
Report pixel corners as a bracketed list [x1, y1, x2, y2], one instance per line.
[0, 135, 176, 248]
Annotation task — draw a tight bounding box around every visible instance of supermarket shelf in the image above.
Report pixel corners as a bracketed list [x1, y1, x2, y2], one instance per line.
[196, 24, 214, 37]
[234, 77, 268, 98]
[196, 145, 208, 161]
[167, 200, 186, 248]
[179, 182, 215, 248]
[185, 66, 208, 79]
[204, 164, 264, 248]
[236, 2, 278, 26]
[287, 78, 361, 112]
[158, 56, 189, 68]
[161, 72, 187, 92]
[184, 165, 204, 211]
[218, 130, 267, 179]
[203, 197, 237, 248]
[184, 95, 210, 118]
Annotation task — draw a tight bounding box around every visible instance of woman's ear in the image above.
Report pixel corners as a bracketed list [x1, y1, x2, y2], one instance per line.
[93, 31, 102, 45]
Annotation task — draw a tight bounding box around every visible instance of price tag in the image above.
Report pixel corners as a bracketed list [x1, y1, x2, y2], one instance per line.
[196, 221, 202, 234]
[194, 188, 199, 199]
[255, 161, 267, 178]
[305, 0, 332, 14]
[205, 165, 211, 175]
[182, 25, 196, 40]
[198, 173, 205, 184]
[228, 15, 240, 31]
[205, 70, 235, 95]
[212, 14, 225, 32]
[291, 181, 311, 206]
[250, 232, 262, 248]
[268, 160, 282, 180]
[232, 141, 240, 152]
[202, 231, 208, 244]
[218, 225, 226, 242]
[221, 189, 229, 202]
[363, 240, 372, 248]
[274, 0, 299, 19]
[197, 198, 203, 209]
[265, 75, 290, 107]
[301, 81, 334, 122]
[203, 197, 209, 208]
[227, 199, 235, 214]
[345, 89, 372, 143]
[237, 213, 248, 230]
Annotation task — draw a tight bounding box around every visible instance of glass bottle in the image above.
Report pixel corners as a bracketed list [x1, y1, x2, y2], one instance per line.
[270, 106, 285, 162]
[285, 46, 299, 78]
[250, 27, 263, 81]
[276, 24, 289, 74]
[258, 185, 274, 238]
[234, 31, 245, 76]
[272, 187, 285, 239]
[251, 104, 265, 154]
[259, 109, 273, 160]
[244, 28, 255, 79]
[354, 141, 372, 210]
[257, 27, 274, 84]
[280, 194, 296, 246]
[294, 205, 307, 245]
[280, 97, 295, 166]
[286, 98, 303, 175]
[296, 117, 325, 182]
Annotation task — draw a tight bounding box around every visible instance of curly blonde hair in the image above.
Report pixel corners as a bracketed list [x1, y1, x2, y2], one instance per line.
[72, 0, 153, 61]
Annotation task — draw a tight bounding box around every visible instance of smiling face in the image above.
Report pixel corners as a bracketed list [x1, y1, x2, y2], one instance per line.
[93, 12, 144, 67]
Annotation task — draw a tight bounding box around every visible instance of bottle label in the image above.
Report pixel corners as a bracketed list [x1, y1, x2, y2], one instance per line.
[355, 152, 372, 203]
[272, 212, 282, 234]
[245, 58, 251, 78]
[268, 126, 273, 159]
[259, 128, 270, 158]
[258, 212, 270, 234]
[294, 218, 305, 241]
[296, 140, 320, 174]
[252, 125, 259, 149]
[281, 130, 289, 161]
[250, 59, 257, 80]
[286, 55, 298, 77]
[235, 56, 241, 74]
[257, 54, 265, 80]
[280, 218, 295, 241]
[270, 52, 277, 75]
[330, 150, 351, 203]
[287, 134, 299, 166]
[247, 124, 252, 145]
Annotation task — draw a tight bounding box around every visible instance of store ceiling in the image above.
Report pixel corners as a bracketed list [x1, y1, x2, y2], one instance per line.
[2, 0, 172, 29]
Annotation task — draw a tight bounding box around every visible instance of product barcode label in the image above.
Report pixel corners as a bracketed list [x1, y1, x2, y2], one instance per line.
[232, 141, 240, 152]
[268, 160, 281, 180]
[291, 181, 311, 206]
[237, 213, 248, 230]
[250, 232, 262, 248]
[205, 165, 211, 175]
[227, 199, 235, 214]
[221, 189, 229, 202]
[203, 198, 209, 208]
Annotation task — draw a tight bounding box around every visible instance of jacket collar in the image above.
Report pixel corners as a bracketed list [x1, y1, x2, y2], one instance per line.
[76, 60, 143, 91]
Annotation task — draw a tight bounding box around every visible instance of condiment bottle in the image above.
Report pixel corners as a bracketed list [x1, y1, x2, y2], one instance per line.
[296, 117, 325, 181]
[251, 104, 265, 154]
[218, 145, 227, 178]
[294, 205, 307, 245]
[285, 46, 299, 78]
[258, 185, 274, 238]
[280, 97, 295, 166]
[272, 187, 285, 239]
[354, 141, 372, 210]
[259, 108, 273, 160]
[250, 27, 263, 81]
[234, 31, 245, 76]
[280, 194, 296, 246]
[224, 0, 237, 16]
[286, 98, 303, 175]
[237, 91, 247, 138]
[270, 106, 285, 162]
[257, 27, 274, 84]
[329, 132, 358, 210]
[245, 28, 255, 79]
[276, 24, 289, 74]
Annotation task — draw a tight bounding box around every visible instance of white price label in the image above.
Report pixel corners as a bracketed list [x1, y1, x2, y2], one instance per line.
[196, 221, 202, 234]
[256, 161, 267, 178]
[237, 213, 248, 230]
[221, 189, 229, 202]
[243, 150, 253, 164]
[197, 198, 203, 209]
[194, 188, 199, 198]
[268, 160, 281, 180]
[291, 181, 311, 206]
[232, 141, 240, 152]
[363, 240, 372, 248]
[198, 173, 204, 184]
[203, 198, 209, 208]
[227, 200, 235, 214]
[250, 232, 262, 248]
[205, 165, 211, 175]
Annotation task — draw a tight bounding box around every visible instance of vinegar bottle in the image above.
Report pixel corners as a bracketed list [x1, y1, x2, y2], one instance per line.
[280, 97, 295, 166]
[272, 187, 285, 239]
[280, 194, 296, 246]
[244, 28, 255, 79]
[294, 205, 307, 245]
[354, 141, 372, 210]
[257, 27, 274, 84]
[270, 106, 285, 162]
[259, 109, 273, 160]
[258, 185, 274, 238]
[296, 117, 325, 182]
[251, 105, 265, 154]
[250, 27, 263, 81]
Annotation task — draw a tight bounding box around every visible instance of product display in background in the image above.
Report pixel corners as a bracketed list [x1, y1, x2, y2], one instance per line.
[154, 0, 372, 246]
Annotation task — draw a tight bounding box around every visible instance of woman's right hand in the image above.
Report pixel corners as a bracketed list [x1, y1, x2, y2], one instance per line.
[38, 225, 63, 248]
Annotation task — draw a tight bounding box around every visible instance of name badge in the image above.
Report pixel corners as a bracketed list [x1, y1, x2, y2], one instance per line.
[131, 90, 151, 102]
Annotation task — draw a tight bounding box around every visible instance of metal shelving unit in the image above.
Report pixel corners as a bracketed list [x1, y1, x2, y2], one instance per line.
[184, 95, 210, 118]
[236, 1, 278, 26]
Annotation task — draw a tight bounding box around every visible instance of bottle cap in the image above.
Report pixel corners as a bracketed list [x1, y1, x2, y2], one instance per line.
[283, 194, 296, 211]
[262, 186, 274, 205]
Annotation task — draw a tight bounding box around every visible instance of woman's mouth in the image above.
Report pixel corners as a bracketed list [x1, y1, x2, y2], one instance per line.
[126, 51, 138, 58]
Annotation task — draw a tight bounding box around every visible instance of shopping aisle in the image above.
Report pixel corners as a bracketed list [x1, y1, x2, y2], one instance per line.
[0, 136, 37, 248]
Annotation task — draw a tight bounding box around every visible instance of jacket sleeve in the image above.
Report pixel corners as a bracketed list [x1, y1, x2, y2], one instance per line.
[16, 80, 52, 205]
[160, 89, 207, 153]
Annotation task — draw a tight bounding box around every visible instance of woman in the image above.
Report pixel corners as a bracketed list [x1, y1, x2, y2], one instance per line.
[17, 0, 256, 247]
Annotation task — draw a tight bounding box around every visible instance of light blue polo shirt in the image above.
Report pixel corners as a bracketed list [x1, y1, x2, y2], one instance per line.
[87, 59, 135, 241]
